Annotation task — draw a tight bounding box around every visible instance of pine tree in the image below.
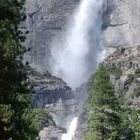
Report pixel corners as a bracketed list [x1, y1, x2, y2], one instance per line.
[121, 108, 140, 140]
[0, 0, 43, 139]
[85, 64, 135, 140]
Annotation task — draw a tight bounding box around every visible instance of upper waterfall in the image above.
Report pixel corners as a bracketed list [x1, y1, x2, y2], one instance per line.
[50, 0, 106, 89]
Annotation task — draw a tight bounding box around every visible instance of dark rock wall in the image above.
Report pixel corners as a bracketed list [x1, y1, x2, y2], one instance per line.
[29, 70, 72, 107]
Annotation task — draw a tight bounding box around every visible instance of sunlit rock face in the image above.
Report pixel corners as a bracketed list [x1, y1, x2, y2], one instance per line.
[25, 0, 140, 70]
[103, 0, 140, 48]
[103, 45, 140, 110]
[25, 0, 79, 71]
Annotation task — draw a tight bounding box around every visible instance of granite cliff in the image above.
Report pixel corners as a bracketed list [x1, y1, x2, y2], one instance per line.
[25, 0, 79, 70]
[103, 0, 140, 48]
[24, 0, 140, 69]
[104, 45, 140, 110]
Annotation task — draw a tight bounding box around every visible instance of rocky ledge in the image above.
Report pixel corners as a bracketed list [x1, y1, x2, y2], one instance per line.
[28, 69, 78, 139]
[28, 70, 72, 107]
[104, 45, 140, 111]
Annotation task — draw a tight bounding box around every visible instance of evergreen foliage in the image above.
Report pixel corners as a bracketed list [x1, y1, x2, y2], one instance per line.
[22, 109, 50, 139]
[85, 64, 139, 140]
[0, 0, 48, 139]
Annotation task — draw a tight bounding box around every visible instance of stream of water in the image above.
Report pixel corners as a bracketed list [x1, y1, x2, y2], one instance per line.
[61, 117, 78, 140]
[50, 0, 105, 90]
[50, 0, 106, 139]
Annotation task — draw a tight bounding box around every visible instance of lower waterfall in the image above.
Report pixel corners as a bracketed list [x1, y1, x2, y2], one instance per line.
[61, 117, 78, 140]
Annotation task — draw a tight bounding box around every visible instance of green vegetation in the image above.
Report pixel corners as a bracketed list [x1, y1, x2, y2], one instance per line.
[124, 109, 140, 140]
[107, 65, 122, 79]
[0, 0, 48, 139]
[85, 64, 140, 140]
[22, 109, 50, 139]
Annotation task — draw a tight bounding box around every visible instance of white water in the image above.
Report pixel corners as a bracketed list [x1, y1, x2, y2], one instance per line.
[50, 0, 105, 89]
[61, 117, 78, 140]
[49, 0, 106, 139]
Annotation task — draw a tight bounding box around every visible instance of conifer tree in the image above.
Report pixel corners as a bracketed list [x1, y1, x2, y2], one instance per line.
[85, 64, 135, 140]
[0, 0, 44, 139]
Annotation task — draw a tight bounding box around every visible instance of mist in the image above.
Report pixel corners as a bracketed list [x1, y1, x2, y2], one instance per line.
[50, 0, 106, 89]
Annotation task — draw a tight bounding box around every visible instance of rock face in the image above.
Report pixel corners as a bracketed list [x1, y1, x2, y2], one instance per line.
[25, 0, 140, 68]
[103, 0, 140, 48]
[29, 69, 77, 118]
[29, 70, 72, 107]
[28, 69, 78, 139]
[104, 45, 140, 111]
[39, 126, 63, 140]
[25, 0, 79, 70]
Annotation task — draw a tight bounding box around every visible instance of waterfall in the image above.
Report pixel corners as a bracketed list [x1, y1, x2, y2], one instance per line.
[50, 0, 106, 90]
[61, 117, 78, 140]
[48, 0, 106, 139]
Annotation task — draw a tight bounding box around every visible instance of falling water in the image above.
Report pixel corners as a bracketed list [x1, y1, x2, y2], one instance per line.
[50, 0, 105, 90]
[61, 117, 78, 140]
[48, 0, 106, 139]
